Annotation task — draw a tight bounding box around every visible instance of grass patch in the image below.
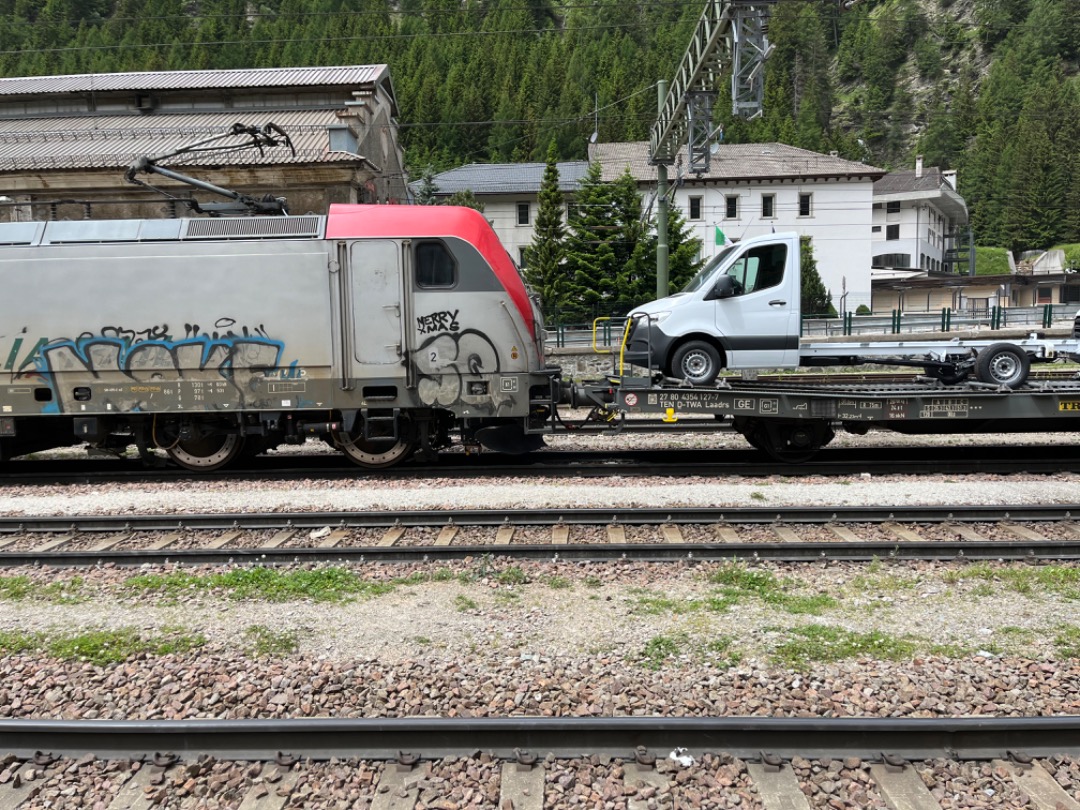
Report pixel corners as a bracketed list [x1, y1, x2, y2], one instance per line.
[1054, 625, 1080, 658]
[494, 567, 528, 586]
[944, 563, 1080, 599]
[639, 633, 688, 669]
[772, 624, 918, 668]
[243, 625, 300, 657]
[0, 576, 34, 600]
[0, 630, 38, 655]
[636, 632, 740, 670]
[0, 627, 207, 666]
[849, 570, 919, 595]
[454, 594, 479, 612]
[627, 566, 835, 618]
[709, 564, 837, 615]
[124, 567, 394, 602]
[974, 246, 1011, 276]
[543, 575, 572, 590]
[0, 576, 89, 603]
[584, 576, 603, 588]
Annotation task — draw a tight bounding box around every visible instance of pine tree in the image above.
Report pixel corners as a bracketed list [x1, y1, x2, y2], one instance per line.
[800, 236, 833, 318]
[562, 163, 624, 321]
[445, 190, 484, 212]
[523, 141, 569, 318]
[413, 167, 439, 205]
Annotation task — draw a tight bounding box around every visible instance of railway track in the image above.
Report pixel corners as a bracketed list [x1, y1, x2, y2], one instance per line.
[4, 505, 1080, 566]
[4, 442, 1080, 484]
[1, 717, 1078, 809]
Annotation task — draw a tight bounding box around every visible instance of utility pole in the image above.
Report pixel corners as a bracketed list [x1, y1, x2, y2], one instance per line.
[648, 0, 776, 298]
[656, 80, 669, 300]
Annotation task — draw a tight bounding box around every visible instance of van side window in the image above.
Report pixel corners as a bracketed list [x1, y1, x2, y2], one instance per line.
[725, 244, 787, 295]
[415, 241, 456, 287]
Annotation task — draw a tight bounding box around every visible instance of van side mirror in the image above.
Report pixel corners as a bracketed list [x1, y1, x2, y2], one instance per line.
[705, 274, 737, 301]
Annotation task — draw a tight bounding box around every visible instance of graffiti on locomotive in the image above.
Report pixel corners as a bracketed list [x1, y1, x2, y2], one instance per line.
[412, 306, 514, 414]
[4, 317, 298, 413]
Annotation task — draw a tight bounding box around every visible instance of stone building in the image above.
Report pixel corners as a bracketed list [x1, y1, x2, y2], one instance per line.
[0, 64, 406, 222]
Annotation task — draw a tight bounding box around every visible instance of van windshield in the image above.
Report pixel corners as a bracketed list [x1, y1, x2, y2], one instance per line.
[680, 243, 738, 293]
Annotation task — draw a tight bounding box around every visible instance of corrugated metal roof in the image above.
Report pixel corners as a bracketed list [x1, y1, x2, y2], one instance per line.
[589, 141, 885, 182]
[0, 110, 368, 171]
[0, 65, 389, 96]
[417, 161, 591, 195]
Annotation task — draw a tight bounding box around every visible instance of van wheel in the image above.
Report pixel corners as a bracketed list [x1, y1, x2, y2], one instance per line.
[975, 342, 1030, 388]
[671, 341, 722, 385]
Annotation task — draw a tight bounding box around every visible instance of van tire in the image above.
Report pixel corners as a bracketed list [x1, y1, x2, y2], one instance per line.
[671, 341, 722, 385]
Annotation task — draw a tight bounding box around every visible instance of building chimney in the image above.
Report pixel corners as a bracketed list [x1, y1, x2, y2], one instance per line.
[915, 154, 924, 178]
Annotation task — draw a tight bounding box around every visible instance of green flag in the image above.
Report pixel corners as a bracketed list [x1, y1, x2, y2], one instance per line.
[715, 226, 726, 246]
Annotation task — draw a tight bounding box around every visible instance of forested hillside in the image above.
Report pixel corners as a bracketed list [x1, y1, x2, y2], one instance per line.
[1, 0, 1078, 255]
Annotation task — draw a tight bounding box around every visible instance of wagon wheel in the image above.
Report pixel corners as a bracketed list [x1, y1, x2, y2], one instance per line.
[735, 418, 834, 464]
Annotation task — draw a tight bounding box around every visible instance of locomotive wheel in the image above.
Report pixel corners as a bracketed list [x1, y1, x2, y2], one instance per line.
[670, 340, 722, 385]
[167, 433, 245, 471]
[975, 342, 1030, 388]
[334, 430, 416, 469]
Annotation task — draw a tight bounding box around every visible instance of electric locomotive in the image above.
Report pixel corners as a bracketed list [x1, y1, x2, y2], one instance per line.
[0, 204, 558, 470]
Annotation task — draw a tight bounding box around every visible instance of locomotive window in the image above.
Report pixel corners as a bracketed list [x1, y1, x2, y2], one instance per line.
[415, 241, 456, 287]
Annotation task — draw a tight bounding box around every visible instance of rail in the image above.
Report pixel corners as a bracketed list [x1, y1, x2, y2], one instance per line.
[3, 716, 1079, 760]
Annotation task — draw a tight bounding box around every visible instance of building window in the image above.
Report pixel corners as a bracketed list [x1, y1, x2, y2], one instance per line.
[415, 241, 456, 287]
[688, 196, 703, 220]
[1036, 287, 1053, 304]
[873, 253, 912, 269]
[886, 224, 900, 241]
[517, 202, 530, 225]
[872, 225, 881, 233]
[761, 194, 775, 219]
[725, 195, 739, 219]
[518, 248, 528, 268]
[1062, 286, 1080, 304]
[798, 193, 812, 217]
[886, 201, 901, 214]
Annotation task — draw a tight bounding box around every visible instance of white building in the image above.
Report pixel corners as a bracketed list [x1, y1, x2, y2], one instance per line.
[589, 141, 886, 314]
[871, 156, 969, 275]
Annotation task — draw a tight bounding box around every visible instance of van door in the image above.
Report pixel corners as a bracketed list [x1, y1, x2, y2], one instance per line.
[349, 240, 406, 379]
[714, 240, 799, 368]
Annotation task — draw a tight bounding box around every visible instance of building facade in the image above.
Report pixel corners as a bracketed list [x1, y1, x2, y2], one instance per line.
[0, 65, 407, 222]
[589, 142, 885, 314]
[871, 156, 969, 275]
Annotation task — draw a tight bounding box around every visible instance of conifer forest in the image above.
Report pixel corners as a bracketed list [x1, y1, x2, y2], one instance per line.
[1, 0, 1079, 255]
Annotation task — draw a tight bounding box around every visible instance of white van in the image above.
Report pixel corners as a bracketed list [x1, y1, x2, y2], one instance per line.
[623, 231, 803, 383]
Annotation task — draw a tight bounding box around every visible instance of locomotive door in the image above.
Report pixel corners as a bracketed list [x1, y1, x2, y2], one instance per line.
[348, 240, 406, 378]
